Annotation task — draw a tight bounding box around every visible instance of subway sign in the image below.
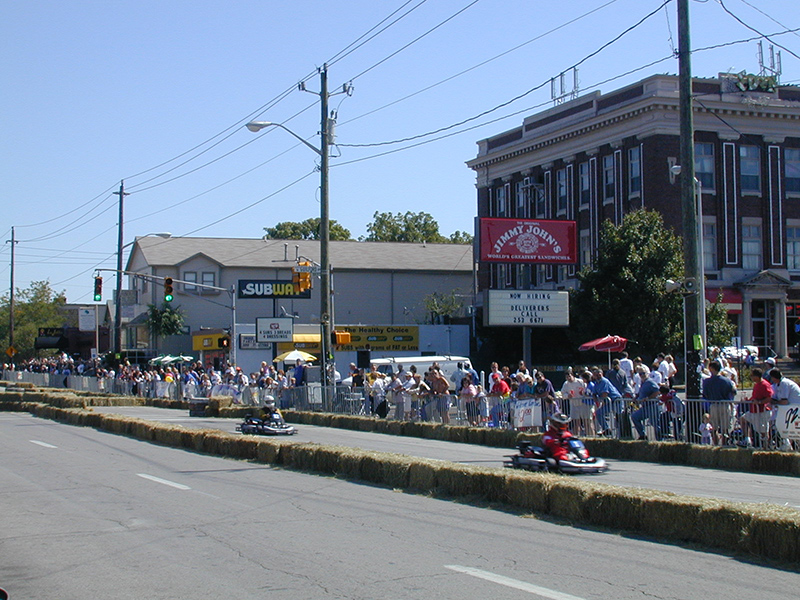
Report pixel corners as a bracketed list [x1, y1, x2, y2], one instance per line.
[237, 279, 311, 299]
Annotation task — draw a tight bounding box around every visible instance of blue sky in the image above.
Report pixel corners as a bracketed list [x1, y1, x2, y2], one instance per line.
[1, 0, 797, 304]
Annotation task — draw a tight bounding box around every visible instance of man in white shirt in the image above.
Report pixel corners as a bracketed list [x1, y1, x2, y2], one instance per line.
[619, 352, 634, 381]
[768, 368, 800, 405]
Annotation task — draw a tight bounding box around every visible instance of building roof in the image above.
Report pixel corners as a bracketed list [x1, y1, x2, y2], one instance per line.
[129, 236, 474, 273]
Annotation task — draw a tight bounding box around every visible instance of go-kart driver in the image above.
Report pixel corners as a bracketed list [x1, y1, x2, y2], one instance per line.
[541, 412, 574, 461]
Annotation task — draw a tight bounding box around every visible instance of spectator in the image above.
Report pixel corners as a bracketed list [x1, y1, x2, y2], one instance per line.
[739, 367, 772, 448]
[459, 375, 479, 426]
[533, 370, 559, 425]
[631, 371, 662, 441]
[591, 366, 623, 436]
[702, 360, 736, 445]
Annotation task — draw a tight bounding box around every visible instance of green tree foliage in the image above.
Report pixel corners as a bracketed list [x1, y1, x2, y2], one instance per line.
[264, 218, 351, 241]
[365, 211, 469, 244]
[0, 281, 67, 360]
[146, 303, 186, 350]
[706, 293, 737, 349]
[570, 210, 688, 357]
[422, 291, 464, 324]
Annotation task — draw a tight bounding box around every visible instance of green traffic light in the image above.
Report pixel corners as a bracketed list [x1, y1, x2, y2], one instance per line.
[94, 293, 102, 302]
[165, 293, 173, 302]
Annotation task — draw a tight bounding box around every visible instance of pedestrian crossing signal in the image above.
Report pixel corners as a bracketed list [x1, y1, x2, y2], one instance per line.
[164, 277, 174, 302]
[93, 277, 103, 302]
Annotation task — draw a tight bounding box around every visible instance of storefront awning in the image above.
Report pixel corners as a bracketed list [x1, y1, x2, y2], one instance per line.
[293, 333, 321, 343]
[706, 288, 743, 314]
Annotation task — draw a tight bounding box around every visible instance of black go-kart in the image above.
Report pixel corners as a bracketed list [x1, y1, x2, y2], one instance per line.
[504, 439, 608, 474]
[236, 411, 298, 436]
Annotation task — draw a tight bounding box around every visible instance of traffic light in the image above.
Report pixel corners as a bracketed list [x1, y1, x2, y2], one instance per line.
[331, 330, 351, 345]
[164, 277, 174, 302]
[93, 277, 103, 302]
[218, 336, 230, 349]
[298, 261, 312, 292]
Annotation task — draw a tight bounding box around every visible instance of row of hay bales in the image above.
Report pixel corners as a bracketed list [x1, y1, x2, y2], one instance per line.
[1, 394, 799, 563]
[223, 407, 800, 477]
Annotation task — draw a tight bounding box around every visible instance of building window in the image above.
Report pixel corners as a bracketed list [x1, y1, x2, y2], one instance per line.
[496, 184, 508, 217]
[534, 184, 546, 218]
[183, 271, 197, 291]
[536, 264, 546, 286]
[515, 180, 529, 218]
[740, 145, 761, 193]
[603, 154, 615, 202]
[579, 162, 591, 207]
[579, 230, 591, 268]
[628, 146, 641, 195]
[742, 223, 762, 270]
[786, 148, 800, 194]
[695, 142, 715, 191]
[556, 168, 568, 214]
[202, 272, 216, 289]
[702, 222, 717, 271]
[787, 227, 800, 270]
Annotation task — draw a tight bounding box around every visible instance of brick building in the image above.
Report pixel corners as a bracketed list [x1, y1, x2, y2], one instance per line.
[467, 72, 800, 357]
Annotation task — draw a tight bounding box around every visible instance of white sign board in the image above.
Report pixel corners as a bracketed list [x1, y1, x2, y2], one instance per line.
[78, 306, 97, 332]
[239, 333, 272, 350]
[513, 397, 543, 429]
[485, 290, 569, 326]
[256, 317, 294, 343]
[776, 405, 800, 442]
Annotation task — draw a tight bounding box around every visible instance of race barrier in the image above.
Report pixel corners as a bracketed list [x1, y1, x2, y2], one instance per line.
[1, 387, 799, 563]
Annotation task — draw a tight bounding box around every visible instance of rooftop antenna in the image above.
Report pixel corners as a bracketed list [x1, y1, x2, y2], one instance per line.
[757, 40, 782, 83]
[551, 67, 579, 106]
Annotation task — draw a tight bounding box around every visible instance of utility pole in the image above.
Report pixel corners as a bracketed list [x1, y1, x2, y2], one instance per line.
[113, 181, 129, 359]
[7, 227, 17, 366]
[678, 0, 703, 399]
[319, 65, 332, 400]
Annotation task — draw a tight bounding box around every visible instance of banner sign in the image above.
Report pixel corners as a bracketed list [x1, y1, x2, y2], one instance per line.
[78, 307, 96, 332]
[255, 317, 294, 343]
[485, 290, 569, 326]
[479, 217, 577, 263]
[513, 398, 543, 429]
[336, 325, 419, 352]
[776, 405, 800, 442]
[237, 279, 310, 299]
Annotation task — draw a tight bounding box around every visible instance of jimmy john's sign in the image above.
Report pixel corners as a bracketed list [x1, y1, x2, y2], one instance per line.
[237, 279, 311, 299]
[479, 217, 576, 264]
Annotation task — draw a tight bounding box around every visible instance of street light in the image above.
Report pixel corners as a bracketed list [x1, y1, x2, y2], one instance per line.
[115, 232, 172, 357]
[246, 71, 334, 405]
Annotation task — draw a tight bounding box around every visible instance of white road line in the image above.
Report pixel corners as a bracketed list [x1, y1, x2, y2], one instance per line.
[30, 440, 57, 449]
[137, 473, 191, 490]
[445, 565, 587, 600]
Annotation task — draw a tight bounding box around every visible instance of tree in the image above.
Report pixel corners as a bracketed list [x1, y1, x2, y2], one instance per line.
[570, 209, 731, 359]
[364, 211, 448, 243]
[448, 230, 474, 245]
[264, 218, 351, 241]
[146, 303, 186, 351]
[0, 280, 67, 360]
[422, 291, 464, 324]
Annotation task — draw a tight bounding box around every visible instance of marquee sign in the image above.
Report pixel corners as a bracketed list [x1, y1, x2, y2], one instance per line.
[479, 218, 577, 263]
[237, 279, 311, 299]
[485, 290, 570, 327]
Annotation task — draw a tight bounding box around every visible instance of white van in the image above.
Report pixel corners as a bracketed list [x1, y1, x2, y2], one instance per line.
[370, 355, 471, 391]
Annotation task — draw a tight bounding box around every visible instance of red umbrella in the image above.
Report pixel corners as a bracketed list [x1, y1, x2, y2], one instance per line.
[579, 335, 628, 367]
[579, 335, 628, 353]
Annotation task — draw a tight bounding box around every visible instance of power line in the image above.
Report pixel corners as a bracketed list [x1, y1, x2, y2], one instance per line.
[736, 0, 800, 40]
[337, 0, 621, 129]
[716, 0, 800, 61]
[339, 0, 671, 148]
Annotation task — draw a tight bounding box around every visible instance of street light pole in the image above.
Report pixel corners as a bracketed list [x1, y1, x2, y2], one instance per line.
[247, 64, 350, 404]
[113, 181, 128, 358]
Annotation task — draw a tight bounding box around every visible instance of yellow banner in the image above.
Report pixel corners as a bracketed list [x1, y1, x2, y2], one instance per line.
[337, 325, 419, 352]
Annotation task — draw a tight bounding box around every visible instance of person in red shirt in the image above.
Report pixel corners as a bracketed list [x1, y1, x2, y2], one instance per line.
[739, 367, 772, 447]
[541, 412, 573, 461]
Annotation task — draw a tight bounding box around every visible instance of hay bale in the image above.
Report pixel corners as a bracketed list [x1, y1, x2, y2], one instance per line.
[0, 391, 24, 404]
[337, 448, 366, 479]
[386, 420, 406, 436]
[464, 427, 486, 446]
[638, 493, 705, 541]
[407, 459, 440, 491]
[687, 445, 719, 468]
[743, 506, 800, 562]
[695, 500, 752, 551]
[654, 441, 691, 464]
[255, 439, 282, 464]
[548, 478, 591, 521]
[313, 445, 345, 474]
[583, 484, 654, 530]
[503, 471, 553, 512]
[285, 443, 319, 470]
[436, 463, 483, 498]
[752, 450, 800, 475]
[153, 424, 185, 446]
[381, 454, 413, 489]
[715, 447, 753, 471]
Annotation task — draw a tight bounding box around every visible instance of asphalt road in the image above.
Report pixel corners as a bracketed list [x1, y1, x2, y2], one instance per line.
[1, 412, 797, 600]
[89, 405, 800, 510]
